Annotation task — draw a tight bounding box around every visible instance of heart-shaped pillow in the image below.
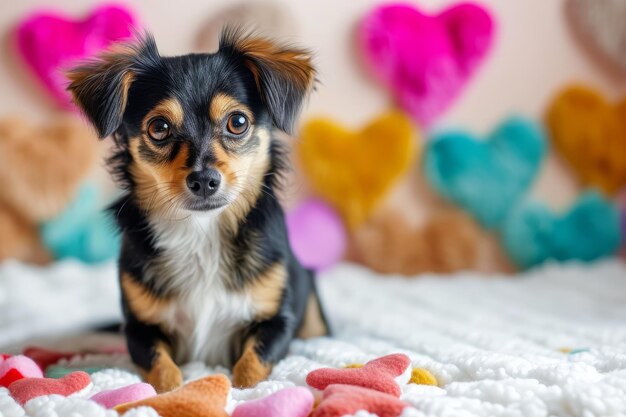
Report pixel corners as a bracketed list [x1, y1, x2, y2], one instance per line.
[286, 199, 346, 271]
[502, 192, 621, 269]
[306, 353, 411, 397]
[15, 4, 137, 108]
[565, 0, 626, 75]
[0, 355, 43, 387]
[546, 85, 626, 195]
[8, 371, 92, 405]
[424, 117, 546, 228]
[298, 111, 418, 229]
[359, 3, 495, 128]
[231, 386, 313, 417]
[312, 384, 409, 417]
[91, 382, 157, 409]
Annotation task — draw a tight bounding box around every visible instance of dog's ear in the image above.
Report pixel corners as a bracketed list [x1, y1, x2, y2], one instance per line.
[67, 35, 159, 138]
[220, 28, 316, 134]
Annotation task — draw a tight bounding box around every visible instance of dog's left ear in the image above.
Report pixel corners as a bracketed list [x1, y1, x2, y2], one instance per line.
[220, 28, 316, 134]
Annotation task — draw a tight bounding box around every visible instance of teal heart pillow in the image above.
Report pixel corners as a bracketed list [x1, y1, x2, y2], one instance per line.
[41, 183, 120, 264]
[424, 117, 546, 228]
[502, 192, 621, 269]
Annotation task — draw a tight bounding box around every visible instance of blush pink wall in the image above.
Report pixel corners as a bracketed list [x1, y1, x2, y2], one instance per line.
[0, 0, 624, 210]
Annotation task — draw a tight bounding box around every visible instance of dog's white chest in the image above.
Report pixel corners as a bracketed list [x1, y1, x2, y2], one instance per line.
[149, 214, 255, 365]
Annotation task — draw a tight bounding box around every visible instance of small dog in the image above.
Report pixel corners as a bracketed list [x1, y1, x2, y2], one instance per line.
[67, 28, 328, 392]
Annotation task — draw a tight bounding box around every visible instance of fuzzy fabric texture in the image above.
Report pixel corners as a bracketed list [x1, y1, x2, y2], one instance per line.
[545, 85, 626, 195]
[359, 3, 495, 128]
[114, 375, 230, 417]
[501, 191, 621, 269]
[231, 387, 313, 417]
[298, 111, 417, 229]
[3, 260, 626, 416]
[306, 354, 411, 397]
[14, 4, 137, 108]
[8, 371, 92, 405]
[565, 0, 626, 75]
[0, 117, 99, 264]
[286, 199, 346, 271]
[424, 116, 546, 228]
[346, 208, 482, 275]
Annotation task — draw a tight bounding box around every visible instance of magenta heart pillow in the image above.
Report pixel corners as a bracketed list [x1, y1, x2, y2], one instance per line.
[359, 3, 495, 129]
[15, 4, 138, 109]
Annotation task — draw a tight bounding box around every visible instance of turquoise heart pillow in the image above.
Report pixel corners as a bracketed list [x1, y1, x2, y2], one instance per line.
[502, 192, 621, 269]
[424, 117, 546, 228]
[41, 183, 120, 264]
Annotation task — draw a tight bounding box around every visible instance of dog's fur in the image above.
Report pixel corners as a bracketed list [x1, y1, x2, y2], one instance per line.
[67, 29, 328, 392]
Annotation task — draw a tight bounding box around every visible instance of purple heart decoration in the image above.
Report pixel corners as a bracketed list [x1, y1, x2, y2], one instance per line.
[286, 199, 346, 271]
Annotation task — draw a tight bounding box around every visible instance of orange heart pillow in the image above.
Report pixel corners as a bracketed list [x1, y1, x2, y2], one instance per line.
[298, 111, 418, 229]
[546, 85, 626, 195]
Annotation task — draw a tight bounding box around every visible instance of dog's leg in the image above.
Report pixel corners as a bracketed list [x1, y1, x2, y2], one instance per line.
[125, 318, 183, 393]
[232, 315, 295, 388]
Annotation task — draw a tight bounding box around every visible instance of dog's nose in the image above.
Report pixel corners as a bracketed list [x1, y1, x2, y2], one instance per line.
[186, 169, 222, 197]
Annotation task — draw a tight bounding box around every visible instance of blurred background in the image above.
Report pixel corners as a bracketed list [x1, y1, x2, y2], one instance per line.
[0, 0, 624, 284]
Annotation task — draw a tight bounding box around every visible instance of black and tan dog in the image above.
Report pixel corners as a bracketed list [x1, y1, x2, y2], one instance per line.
[67, 28, 328, 392]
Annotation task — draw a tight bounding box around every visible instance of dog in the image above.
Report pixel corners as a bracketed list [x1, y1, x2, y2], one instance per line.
[67, 28, 329, 392]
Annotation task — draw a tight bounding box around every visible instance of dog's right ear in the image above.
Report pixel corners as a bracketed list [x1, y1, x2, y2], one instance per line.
[67, 35, 159, 138]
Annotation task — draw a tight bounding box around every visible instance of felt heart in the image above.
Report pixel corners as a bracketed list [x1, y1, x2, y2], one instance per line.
[91, 382, 156, 409]
[565, 0, 626, 75]
[0, 355, 43, 387]
[8, 371, 92, 405]
[424, 117, 546, 228]
[306, 353, 411, 397]
[15, 4, 137, 108]
[115, 374, 230, 417]
[286, 199, 346, 271]
[347, 207, 482, 275]
[231, 386, 313, 417]
[298, 111, 417, 229]
[359, 3, 495, 128]
[546, 85, 626, 195]
[312, 384, 408, 417]
[502, 192, 621, 269]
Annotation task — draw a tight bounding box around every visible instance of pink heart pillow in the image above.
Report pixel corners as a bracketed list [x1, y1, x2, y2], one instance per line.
[0, 355, 43, 387]
[232, 387, 314, 417]
[15, 4, 138, 109]
[359, 3, 495, 129]
[8, 371, 92, 405]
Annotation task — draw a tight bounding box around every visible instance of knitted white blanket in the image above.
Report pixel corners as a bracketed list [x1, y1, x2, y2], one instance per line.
[1, 260, 626, 417]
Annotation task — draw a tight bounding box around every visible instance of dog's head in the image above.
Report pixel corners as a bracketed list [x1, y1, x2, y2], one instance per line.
[67, 28, 315, 215]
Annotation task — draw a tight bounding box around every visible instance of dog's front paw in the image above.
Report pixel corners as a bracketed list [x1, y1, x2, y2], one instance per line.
[142, 348, 183, 393]
[232, 346, 271, 388]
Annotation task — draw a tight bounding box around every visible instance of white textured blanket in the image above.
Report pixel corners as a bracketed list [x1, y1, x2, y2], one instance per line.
[1, 260, 626, 417]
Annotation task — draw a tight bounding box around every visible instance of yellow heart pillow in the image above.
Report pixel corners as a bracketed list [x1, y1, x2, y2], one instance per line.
[546, 85, 626, 195]
[298, 111, 418, 228]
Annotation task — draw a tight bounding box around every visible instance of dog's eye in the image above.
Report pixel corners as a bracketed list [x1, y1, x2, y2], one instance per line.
[226, 113, 249, 136]
[147, 118, 171, 141]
